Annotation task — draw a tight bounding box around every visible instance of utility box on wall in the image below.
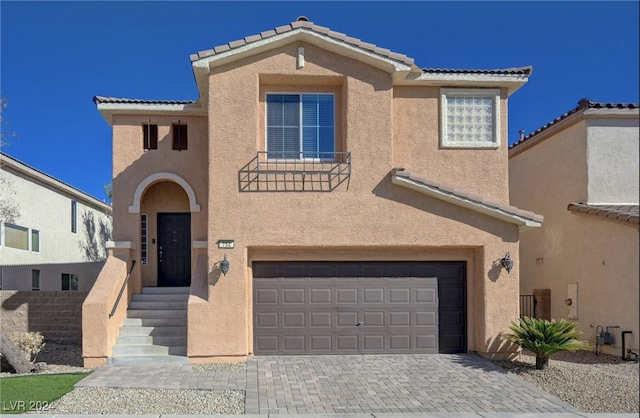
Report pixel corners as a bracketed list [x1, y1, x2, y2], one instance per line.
[566, 283, 578, 319]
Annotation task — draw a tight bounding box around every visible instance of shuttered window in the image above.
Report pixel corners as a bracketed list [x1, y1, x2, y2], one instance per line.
[172, 122, 188, 150]
[143, 124, 158, 150]
[266, 94, 334, 159]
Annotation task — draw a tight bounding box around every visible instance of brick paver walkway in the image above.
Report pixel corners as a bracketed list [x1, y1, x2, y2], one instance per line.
[76, 354, 579, 415]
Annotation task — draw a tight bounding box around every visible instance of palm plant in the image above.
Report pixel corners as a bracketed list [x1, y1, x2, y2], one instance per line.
[506, 317, 591, 370]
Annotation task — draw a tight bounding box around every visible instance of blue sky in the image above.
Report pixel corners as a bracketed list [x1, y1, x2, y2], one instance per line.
[1, 1, 638, 202]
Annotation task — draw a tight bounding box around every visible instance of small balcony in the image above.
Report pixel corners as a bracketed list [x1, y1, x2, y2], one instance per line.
[239, 151, 351, 192]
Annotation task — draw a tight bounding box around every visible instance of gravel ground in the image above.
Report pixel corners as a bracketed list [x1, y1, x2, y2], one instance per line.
[3, 344, 638, 414]
[492, 350, 639, 414]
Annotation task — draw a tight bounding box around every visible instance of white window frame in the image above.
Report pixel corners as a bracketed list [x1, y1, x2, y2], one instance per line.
[71, 200, 78, 234]
[265, 92, 335, 161]
[4, 223, 29, 251]
[440, 88, 501, 149]
[31, 229, 40, 253]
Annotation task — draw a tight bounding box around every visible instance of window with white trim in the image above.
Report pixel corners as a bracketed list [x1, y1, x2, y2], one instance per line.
[440, 89, 500, 148]
[71, 200, 77, 233]
[5, 224, 29, 250]
[31, 229, 40, 253]
[266, 93, 334, 159]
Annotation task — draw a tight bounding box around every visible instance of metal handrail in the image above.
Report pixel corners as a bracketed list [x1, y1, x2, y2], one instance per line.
[109, 260, 136, 318]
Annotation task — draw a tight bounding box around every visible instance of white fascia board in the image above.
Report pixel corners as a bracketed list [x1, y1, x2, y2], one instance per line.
[97, 102, 205, 125]
[192, 30, 413, 73]
[391, 174, 542, 229]
[583, 108, 640, 118]
[401, 72, 529, 96]
[1, 154, 112, 212]
[191, 30, 414, 106]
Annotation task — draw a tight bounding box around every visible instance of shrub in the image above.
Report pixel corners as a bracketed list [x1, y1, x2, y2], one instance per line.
[10, 332, 45, 364]
[505, 317, 591, 370]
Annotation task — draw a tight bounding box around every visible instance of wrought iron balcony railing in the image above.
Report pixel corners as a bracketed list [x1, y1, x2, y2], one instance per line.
[239, 151, 351, 192]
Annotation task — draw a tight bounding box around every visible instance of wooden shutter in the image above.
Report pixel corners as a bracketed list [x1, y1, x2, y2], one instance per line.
[172, 123, 188, 150]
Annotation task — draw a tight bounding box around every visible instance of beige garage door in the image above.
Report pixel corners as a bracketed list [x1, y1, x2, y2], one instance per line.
[253, 262, 439, 355]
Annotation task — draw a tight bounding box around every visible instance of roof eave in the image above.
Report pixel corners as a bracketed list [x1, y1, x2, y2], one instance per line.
[96, 102, 206, 125]
[402, 72, 530, 96]
[191, 29, 415, 107]
[391, 172, 542, 230]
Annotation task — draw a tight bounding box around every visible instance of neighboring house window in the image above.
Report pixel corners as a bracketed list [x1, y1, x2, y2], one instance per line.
[141, 214, 148, 266]
[440, 88, 500, 148]
[143, 123, 158, 150]
[5, 224, 29, 250]
[32, 270, 40, 291]
[31, 229, 40, 253]
[172, 121, 188, 150]
[266, 93, 334, 159]
[61, 273, 78, 291]
[71, 200, 77, 233]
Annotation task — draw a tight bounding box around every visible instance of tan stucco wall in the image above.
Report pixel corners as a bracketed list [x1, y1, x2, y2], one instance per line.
[585, 118, 639, 204]
[98, 41, 524, 362]
[195, 42, 520, 360]
[510, 118, 639, 356]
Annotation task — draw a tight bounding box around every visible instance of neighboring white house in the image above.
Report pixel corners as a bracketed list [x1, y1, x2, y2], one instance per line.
[509, 99, 639, 358]
[0, 152, 112, 291]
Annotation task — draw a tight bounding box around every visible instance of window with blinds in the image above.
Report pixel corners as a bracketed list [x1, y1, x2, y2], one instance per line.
[266, 94, 334, 159]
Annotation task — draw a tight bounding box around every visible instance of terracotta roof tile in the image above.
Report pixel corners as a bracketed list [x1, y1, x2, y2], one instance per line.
[93, 96, 194, 105]
[567, 203, 639, 226]
[393, 168, 543, 224]
[191, 18, 416, 67]
[511, 99, 640, 150]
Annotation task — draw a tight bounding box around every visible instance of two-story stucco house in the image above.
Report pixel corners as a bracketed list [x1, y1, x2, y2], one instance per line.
[0, 152, 112, 291]
[509, 99, 639, 358]
[83, 18, 542, 366]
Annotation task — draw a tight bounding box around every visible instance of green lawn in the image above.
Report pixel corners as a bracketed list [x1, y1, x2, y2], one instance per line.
[0, 372, 91, 414]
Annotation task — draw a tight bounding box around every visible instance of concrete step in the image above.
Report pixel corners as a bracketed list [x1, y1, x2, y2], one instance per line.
[131, 293, 189, 302]
[141, 287, 190, 295]
[122, 317, 187, 327]
[116, 335, 187, 346]
[128, 301, 188, 310]
[112, 344, 187, 356]
[108, 355, 189, 365]
[118, 326, 187, 337]
[126, 309, 187, 319]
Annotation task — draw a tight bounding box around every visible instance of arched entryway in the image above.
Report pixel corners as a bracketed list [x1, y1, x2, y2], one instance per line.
[130, 173, 201, 288]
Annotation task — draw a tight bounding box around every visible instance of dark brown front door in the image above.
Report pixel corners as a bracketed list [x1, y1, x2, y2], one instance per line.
[157, 213, 191, 287]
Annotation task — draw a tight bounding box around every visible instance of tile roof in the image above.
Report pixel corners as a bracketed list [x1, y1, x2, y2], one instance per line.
[190, 16, 417, 66]
[392, 168, 543, 227]
[510, 98, 640, 150]
[567, 203, 639, 226]
[421, 67, 533, 76]
[93, 96, 195, 105]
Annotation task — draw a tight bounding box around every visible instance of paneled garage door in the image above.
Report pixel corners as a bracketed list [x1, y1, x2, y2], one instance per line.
[253, 261, 466, 355]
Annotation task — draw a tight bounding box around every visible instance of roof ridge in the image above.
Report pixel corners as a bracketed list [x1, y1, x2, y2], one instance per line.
[189, 17, 415, 66]
[510, 98, 639, 150]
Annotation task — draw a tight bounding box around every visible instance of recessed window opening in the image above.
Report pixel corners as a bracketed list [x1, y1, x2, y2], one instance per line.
[31, 229, 40, 253]
[32, 270, 40, 291]
[62, 273, 78, 291]
[266, 93, 335, 160]
[71, 201, 77, 233]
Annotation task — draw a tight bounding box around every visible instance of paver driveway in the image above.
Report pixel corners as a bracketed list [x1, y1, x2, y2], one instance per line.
[245, 354, 579, 415]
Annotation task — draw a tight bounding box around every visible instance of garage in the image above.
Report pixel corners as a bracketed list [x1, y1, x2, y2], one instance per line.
[253, 261, 466, 355]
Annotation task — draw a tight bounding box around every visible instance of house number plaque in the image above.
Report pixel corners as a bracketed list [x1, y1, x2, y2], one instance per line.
[217, 240, 234, 249]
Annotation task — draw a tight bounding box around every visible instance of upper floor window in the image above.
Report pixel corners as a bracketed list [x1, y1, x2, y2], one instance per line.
[31, 229, 40, 253]
[172, 122, 188, 150]
[5, 224, 28, 250]
[143, 123, 158, 150]
[71, 200, 77, 233]
[440, 89, 500, 148]
[266, 93, 334, 159]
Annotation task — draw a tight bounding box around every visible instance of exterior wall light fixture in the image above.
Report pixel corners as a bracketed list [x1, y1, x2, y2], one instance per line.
[500, 252, 514, 273]
[220, 254, 230, 276]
